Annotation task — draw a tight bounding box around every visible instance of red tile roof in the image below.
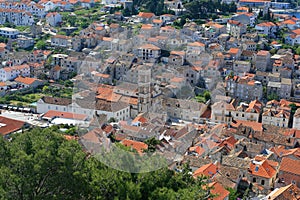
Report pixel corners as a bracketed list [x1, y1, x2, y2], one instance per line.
[257, 50, 270, 56]
[228, 48, 240, 55]
[256, 21, 276, 27]
[0, 116, 25, 136]
[43, 110, 87, 120]
[209, 182, 230, 200]
[141, 24, 153, 30]
[96, 84, 121, 102]
[249, 157, 277, 178]
[14, 76, 41, 85]
[280, 157, 300, 175]
[64, 135, 77, 140]
[132, 114, 148, 124]
[218, 136, 237, 149]
[194, 163, 218, 178]
[237, 6, 249, 11]
[189, 145, 205, 156]
[230, 120, 263, 132]
[292, 29, 300, 35]
[245, 99, 263, 113]
[81, 128, 103, 143]
[270, 146, 300, 158]
[137, 12, 155, 18]
[121, 139, 148, 153]
[139, 43, 161, 50]
[266, 184, 300, 200]
[282, 19, 296, 25]
[3, 64, 29, 72]
[188, 41, 205, 47]
[53, 34, 70, 40]
[153, 19, 162, 23]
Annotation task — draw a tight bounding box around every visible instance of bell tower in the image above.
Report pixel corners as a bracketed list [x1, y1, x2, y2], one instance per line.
[138, 66, 151, 113]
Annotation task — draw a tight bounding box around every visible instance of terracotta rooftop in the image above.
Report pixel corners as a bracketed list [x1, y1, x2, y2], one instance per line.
[266, 184, 300, 200]
[43, 110, 87, 121]
[256, 21, 276, 27]
[228, 48, 240, 55]
[188, 41, 205, 47]
[132, 114, 148, 124]
[14, 76, 41, 85]
[53, 34, 70, 40]
[249, 157, 277, 178]
[292, 28, 300, 35]
[193, 163, 218, 178]
[280, 157, 300, 175]
[270, 146, 300, 158]
[81, 128, 103, 144]
[0, 116, 25, 136]
[230, 119, 263, 132]
[237, 6, 249, 11]
[257, 50, 270, 56]
[139, 43, 161, 50]
[208, 182, 230, 200]
[2, 64, 29, 72]
[137, 12, 155, 18]
[121, 139, 148, 153]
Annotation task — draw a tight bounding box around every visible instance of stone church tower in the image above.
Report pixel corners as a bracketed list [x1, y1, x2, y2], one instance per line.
[138, 67, 151, 113]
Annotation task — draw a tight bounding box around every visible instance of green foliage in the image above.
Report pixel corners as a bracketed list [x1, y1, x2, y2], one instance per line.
[35, 40, 47, 50]
[203, 91, 211, 102]
[296, 46, 300, 55]
[138, 163, 214, 199]
[0, 36, 8, 43]
[0, 92, 43, 105]
[194, 95, 206, 103]
[57, 31, 67, 35]
[39, 85, 73, 99]
[263, 86, 267, 97]
[161, 49, 170, 57]
[184, 0, 236, 19]
[108, 117, 116, 123]
[3, 22, 15, 28]
[122, 7, 132, 17]
[15, 26, 30, 32]
[269, 48, 277, 55]
[195, 91, 211, 103]
[261, 9, 273, 21]
[64, 80, 74, 88]
[144, 137, 160, 152]
[289, 103, 297, 114]
[242, 187, 250, 200]
[0, 128, 90, 199]
[227, 187, 239, 200]
[267, 92, 279, 101]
